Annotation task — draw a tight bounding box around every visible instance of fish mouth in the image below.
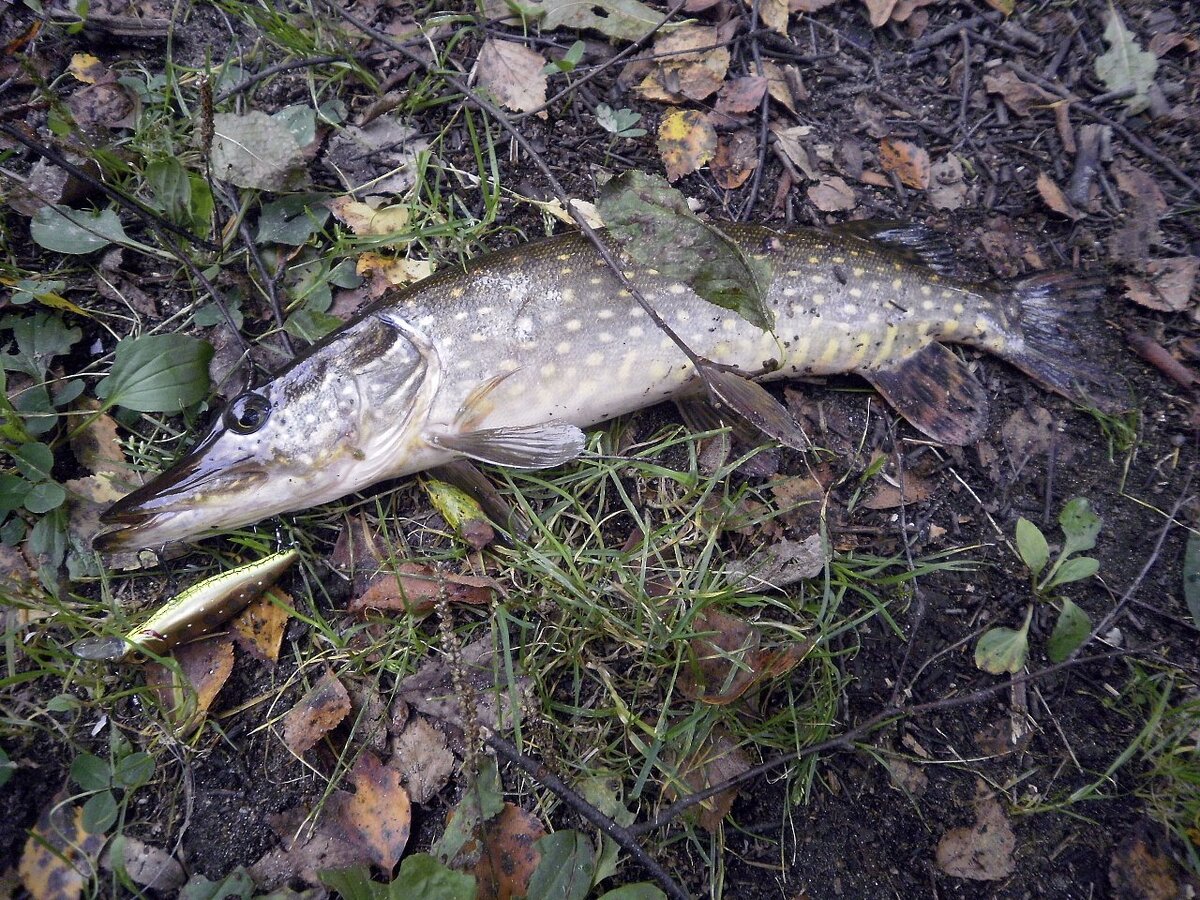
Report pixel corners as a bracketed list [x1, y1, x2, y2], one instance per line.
[94, 440, 268, 552]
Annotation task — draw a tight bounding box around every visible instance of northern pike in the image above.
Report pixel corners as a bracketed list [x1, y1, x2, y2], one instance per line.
[94, 223, 1113, 552]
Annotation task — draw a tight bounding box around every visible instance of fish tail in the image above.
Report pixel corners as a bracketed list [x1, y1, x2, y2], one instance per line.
[995, 271, 1124, 411]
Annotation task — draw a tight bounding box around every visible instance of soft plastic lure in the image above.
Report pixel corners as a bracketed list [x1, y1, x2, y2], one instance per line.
[74, 549, 299, 662]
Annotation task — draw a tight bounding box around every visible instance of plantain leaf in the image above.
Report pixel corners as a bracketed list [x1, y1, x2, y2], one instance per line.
[1015, 517, 1049, 577]
[1045, 556, 1100, 590]
[95, 334, 213, 413]
[1046, 598, 1092, 663]
[30, 206, 129, 254]
[974, 608, 1031, 675]
[1058, 497, 1102, 556]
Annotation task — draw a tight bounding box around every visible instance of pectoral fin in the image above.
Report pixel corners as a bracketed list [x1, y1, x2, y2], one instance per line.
[700, 364, 808, 451]
[427, 422, 586, 469]
[862, 342, 989, 445]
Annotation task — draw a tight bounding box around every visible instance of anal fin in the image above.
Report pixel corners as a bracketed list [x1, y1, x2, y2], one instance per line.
[862, 343, 989, 445]
[427, 422, 586, 469]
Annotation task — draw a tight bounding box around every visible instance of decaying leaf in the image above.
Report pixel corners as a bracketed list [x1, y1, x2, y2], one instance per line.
[879, 138, 930, 189]
[327, 752, 412, 870]
[935, 789, 1016, 881]
[770, 124, 818, 180]
[714, 76, 768, 115]
[863, 471, 936, 510]
[927, 154, 968, 210]
[389, 716, 455, 804]
[526, 0, 680, 43]
[104, 836, 185, 894]
[862, 0, 899, 28]
[755, 0, 790, 36]
[250, 806, 365, 889]
[636, 27, 731, 103]
[328, 198, 412, 237]
[282, 670, 352, 755]
[1109, 824, 1198, 898]
[68, 82, 138, 130]
[323, 116, 427, 195]
[230, 587, 291, 664]
[1036, 171, 1084, 220]
[473, 804, 546, 900]
[725, 534, 826, 589]
[1122, 257, 1199, 312]
[211, 111, 308, 191]
[398, 637, 532, 732]
[476, 39, 548, 117]
[711, 130, 759, 190]
[669, 728, 752, 831]
[760, 60, 803, 113]
[680, 607, 812, 705]
[807, 175, 856, 211]
[144, 638, 235, 726]
[19, 792, 105, 900]
[983, 68, 1060, 117]
[68, 53, 108, 84]
[69, 401, 137, 481]
[881, 756, 928, 796]
[1095, 6, 1158, 114]
[348, 563, 497, 617]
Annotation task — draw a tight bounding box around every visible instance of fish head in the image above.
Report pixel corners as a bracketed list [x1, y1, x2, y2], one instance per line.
[94, 313, 438, 552]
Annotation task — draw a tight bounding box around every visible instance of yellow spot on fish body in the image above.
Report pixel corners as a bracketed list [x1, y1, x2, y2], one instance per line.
[953, 302, 965, 314]
[589, 276, 603, 285]
[920, 285, 933, 296]
[808, 256, 820, 264]
[849, 288, 863, 298]
[454, 310, 468, 321]
[783, 287, 798, 298]
[541, 363, 556, 376]
[649, 360, 671, 379]
[722, 318, 737, 331]
[943, 319, 959, 336]
[870, 325, 900, 367]
[819, 337, 841, 365]
[557, 253, 570, 260]
[832, 256, 845, 264]
[628, 325, 644, 338]
[846, 337, 871, 367]
[617, 289, 631, 298]
[943, 291, 956, 300]
[892, 278, 903, 290]
[813, 293, 826, 305]
[853, 267, 865, 278]
[451, 287, 465, 299]
[893, 262, 903, 271]
[559, 266, 572, 275]
[786, 269, 801, 277]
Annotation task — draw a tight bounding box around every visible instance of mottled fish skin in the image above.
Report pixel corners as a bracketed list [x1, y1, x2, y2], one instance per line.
[94, 223, 1105, 551]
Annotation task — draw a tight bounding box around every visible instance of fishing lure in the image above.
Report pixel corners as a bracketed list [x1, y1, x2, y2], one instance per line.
[74, 549, 299, 662]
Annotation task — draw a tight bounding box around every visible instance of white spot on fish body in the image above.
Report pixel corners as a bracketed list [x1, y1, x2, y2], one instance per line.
[669, 284, 687, 295]
[589, 276, 603, 285]
[628, 326, 644, 338]
[541, 363, 556, 377]
[892, 278, 903, 290]
[598, 331, 614, 342]
[556, 341, 572, 354]
[586, 352, 604, 367]
[478, 306, 493, 315]
[470, 332, 487, 343]
[853, 267, 865, 278]
[598, 309, 614, 319]
[454, 310, 468, 321]
[562, 288, 576, 302]
[849, 288, 863, 298]
[952, 302, 965, 314]
[566, 319, 582, 331]
[811, 275, 827, 285]
[783, 287, 798, 298]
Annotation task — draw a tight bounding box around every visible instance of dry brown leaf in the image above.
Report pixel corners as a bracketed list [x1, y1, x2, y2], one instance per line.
[327, 752, 412, 870]
[679, 608, 811, 704]
[657, 108, 717, 182]
[983, 69, 1060, 117]
[1149, 32, 1200, 57]
[102, 838, 185, 894]
[770, 124, 818, 180]
[69, 401, 136, 479]
[230, 587, 291, 664]
[1036, 171, 1083, 220]
[881, 756, 928, 796]
[389, 716, 455, 804]
[928, 154, 968, 210]
[144, 638, 235, 726]
[250, 806, 364, 889]
[890, 0, 936, 21]
[68, 82, 137, 130]
[1123, 257, 1200, 312]
[328, 197, 412, 236]
[712, 130, 758, 190]
[19, 792, 105, 900]
[715, 76, 768, 115]
[935, 789, 1016, 880]
[755, 0, 790, 36]
[473, 804, 546, 900]
[790, 0, 841, 10]
[671, 728, 752, 831]
[348, 563, 497, 616]
[863, 472, 935, 509]
[637, 27, 730, 103]
[879, 138, 930, 189]
[760, 60, 802, 113]
[398, 637, 532, 732]
[1108, 825, 1197, 898]
[1112, 159, 1168, 216]
[476, 39, 548, 117]
[726, 535, 826, 590]
[807, 175, 856, 211]
[1001, 406, 1055, 460]
[330, 514, 388, 591]
[862, 0, 899, 27]
[282, 671, 352, 755]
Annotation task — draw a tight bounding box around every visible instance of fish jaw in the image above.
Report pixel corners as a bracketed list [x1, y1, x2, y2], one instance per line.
[94, 313, 438, 552]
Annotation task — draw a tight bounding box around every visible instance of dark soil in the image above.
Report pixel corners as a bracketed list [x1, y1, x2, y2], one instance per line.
[1, 0, 1198, 897]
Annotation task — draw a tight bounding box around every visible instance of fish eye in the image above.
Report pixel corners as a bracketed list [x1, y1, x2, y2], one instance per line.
[224, 393, 271, 435]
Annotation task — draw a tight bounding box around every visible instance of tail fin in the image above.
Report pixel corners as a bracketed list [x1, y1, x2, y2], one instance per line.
[995, 271, 1125, 412]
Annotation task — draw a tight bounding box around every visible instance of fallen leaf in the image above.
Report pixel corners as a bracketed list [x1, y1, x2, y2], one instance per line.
[1149, 32, 1200, 57]
[69, 401, 136, 480]
[473, 804, 546, 900]
[211, 111, 308, 191]
[328, 197, 412, 236]
[476, 39, 548, 117]
[330, 515, 388, 589]
[230, 587, 291, 664]
[935, 789, 1016, 880]
[756, 0, 790, 36]
[327, 752, 412, 870]
[323, 116, 427, 195]
[1109, 823, 1199, 898]
[103, 837, 185, 894]
[862, 0, 898, 27]
[144, 638, 235, 726]
[807, 175, 856, 211]
[863, 471, 935, 509]
[711, 130, 759, 190]
[983, 69, 1060, 117]
[529, 197, 605, 229]
[790, 0, 841, 10]
[68, 53, 108, 84]
[356, 252, 435, 296]
[389, 716, 455, 804]
[928, 154, 968, 210]
[348, 563, 497, 616]
[530, 0, 681, 42]
[770, 124, 818, 180]
[680, 607, 812, 705]
[881, 756, 928, 796]
[974, 717, 1031, 757]
[398, 637, 532, 732]
[725, 535, 826, 589]
[19, 792, 106, 900]
[657, 108, 717, 182]
[1036, 171, 1083, 219]
[281, 670, 352, 755]
[670, 728, 752, 831]
[68, 82, 138, 130]
[251, 806, 365, 889]
[1122, 257, 1199, 312]
[714, 76, 768, 115]
[637, 27, 730, 102]
[879, 138, 930, 189]
[1095, 7, 1158, 114]
[1001, 405, 1055, 460]
[983, 0, 1013, 13]
[890, 0, 937, 20]
[760, 60, 803, 113]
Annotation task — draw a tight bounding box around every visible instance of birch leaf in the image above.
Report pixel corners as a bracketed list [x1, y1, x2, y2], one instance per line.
[1095, 6, 1158, 114]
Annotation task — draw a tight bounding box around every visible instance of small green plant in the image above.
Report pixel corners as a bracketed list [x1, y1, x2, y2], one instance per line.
[543, 40, 586, 75]
[596, 104, 647, 139]
[975, 498, 1102, 675]
[69, 740, 156, 834]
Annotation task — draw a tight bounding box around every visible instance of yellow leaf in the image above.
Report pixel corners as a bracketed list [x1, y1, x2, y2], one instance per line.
[68, 53, 107, 84]
[328, 198, 411, 236]
[355, 252, 433, 286]
[657, 108, 717, 182]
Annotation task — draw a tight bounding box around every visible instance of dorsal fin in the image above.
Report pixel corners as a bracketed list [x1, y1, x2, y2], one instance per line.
[862, 343, 989, 445]
[828, 221, 958, 276]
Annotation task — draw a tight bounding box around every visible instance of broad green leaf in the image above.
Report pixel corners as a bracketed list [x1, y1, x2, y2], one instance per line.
[23, 481, 66, 514]
[597, 170, 774, 331]
[188, 173, 215, 232]
[256, 195, 331, 246]
[1094, 5, 1157, 114]
[178, 867, 256, 900]
[113, 751, 155, 789]
[29, 508, 68, 571]
[31, 205, 129, 254]
[974, 608, 1031, 675]
[1014, 517, 1049, 577]
[434, 756, 505, 866]
[1184, 530, 1200, 627]
[1058, 497, 1102, 557]
[95, 333, 213, 413]
[390, 854, 476, 899]
[13, 442, 53, 482]
[146, 157, 192, 225]
[275, 104, 317, 146]
[0, 474, 31, 517]
[71, 752, 112, 792]
[1047, 598, 1092, 663]
[0, 748, 14, 789]
[0, 370, 32, 445]
[526, 831, 595, 900]
[577, 775, 635, 884]
[1045, 556, 1099, 590]
[284, 308, 343, 343]
[82, 789, 118, 833]
[0, 312, 83, 379]
[599, 886, 669, 900]
[318, 866, 382, 900]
